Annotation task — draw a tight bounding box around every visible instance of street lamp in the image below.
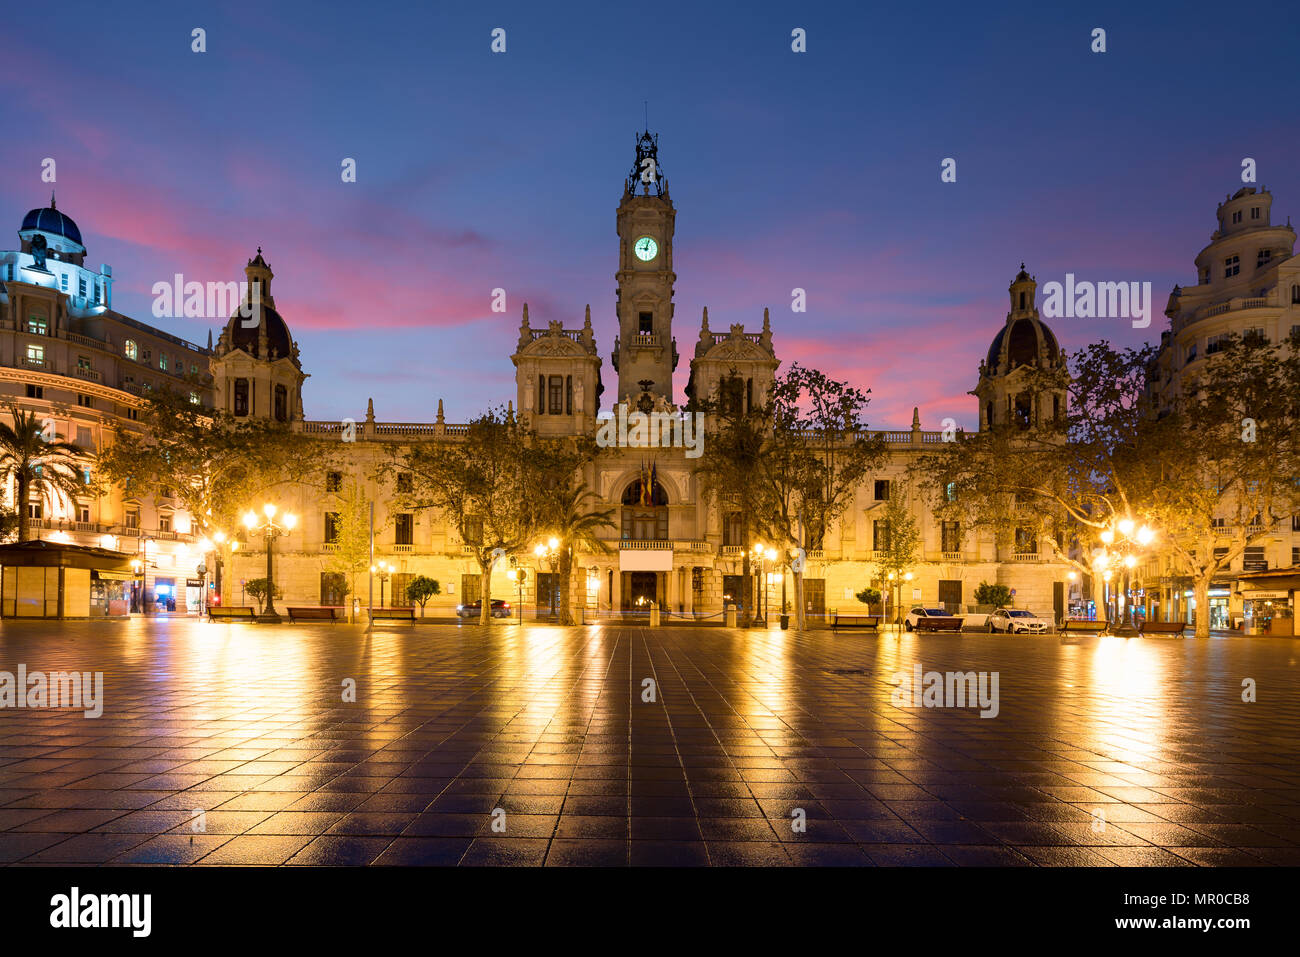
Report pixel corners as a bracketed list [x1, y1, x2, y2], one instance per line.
[370, 560, 394, 608]
[750, 543, 770, 626]
[243, 504, 297, 622]
[1091, 516, 1156, 632]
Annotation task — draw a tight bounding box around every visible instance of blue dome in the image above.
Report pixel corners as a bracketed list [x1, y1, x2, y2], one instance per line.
[22, 206, 83, 247]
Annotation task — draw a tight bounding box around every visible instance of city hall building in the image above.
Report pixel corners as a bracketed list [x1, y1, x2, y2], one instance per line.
[2, 140, 1294, 624]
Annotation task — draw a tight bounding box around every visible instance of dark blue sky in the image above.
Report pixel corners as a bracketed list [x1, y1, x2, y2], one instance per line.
[3, 0, 1297, 428]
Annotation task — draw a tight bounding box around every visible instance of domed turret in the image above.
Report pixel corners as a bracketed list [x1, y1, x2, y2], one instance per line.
[210, 248, 306, 422]
[19, 193, 86, 265]
[971, 264, 1068, 431]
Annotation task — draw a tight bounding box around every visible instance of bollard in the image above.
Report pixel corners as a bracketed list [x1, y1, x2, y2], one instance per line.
[725, 603, 737, 628]
[649, 605, 660, 627]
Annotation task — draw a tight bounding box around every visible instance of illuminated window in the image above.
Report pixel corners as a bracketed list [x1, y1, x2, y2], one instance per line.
[27, 316, 48, 335]
[124, 339, 138, 360]
[189, 392, 200, 405]
[159, 354, 168, 372]
[26, 343, 44, 364]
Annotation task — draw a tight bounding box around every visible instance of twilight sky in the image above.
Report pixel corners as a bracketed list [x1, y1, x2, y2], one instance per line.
[2, 0, 1298, 430]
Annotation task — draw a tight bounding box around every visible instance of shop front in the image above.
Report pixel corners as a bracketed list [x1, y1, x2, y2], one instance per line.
[1234, 568, 1299, 637]
[0, 541, 135, 619]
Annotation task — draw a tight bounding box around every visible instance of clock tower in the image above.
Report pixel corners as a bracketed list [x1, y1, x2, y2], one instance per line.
[613, 130, 678, 405]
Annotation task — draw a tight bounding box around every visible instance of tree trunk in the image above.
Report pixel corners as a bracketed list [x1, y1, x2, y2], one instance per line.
[1092, 574, 1106, 624]
[1192, 576, 1211, 638]
[558, 547, 574, 625]
[17, 475, 29, 542]
[740, 510, 752, 627]
[480, 564, 492, 626]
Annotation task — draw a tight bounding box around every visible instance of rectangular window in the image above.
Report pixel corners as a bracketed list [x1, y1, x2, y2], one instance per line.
[1257, 249, 1272, 269]
[233, 378, 249, 416]
[395, 513, 413, 546]
[320, 572, 347, 607]
[82, 468, 92, 486]
[77, 355, 92, 372]
[26, 384, 43, 399]
[464, 515, 484, 544]
[159, 354, 168, 371]
[324, 512, 340, 544]
[1293, 546, 1300, 566]
[77, 504, 91, 524]
[874, 479, 890, 501]
[325, 471, 342, 493]
[941, 521, 961, 553]
[1232, 210, 1242, 224]
[396, 473, 413, 493]
[26, 344, 44, 364]
[722, 511, 743, 547]
[124, 340, 137, 360]
[1224, 255, 1239, 277]
[60, 273, 68, 291]
[548, 375, 564, 414]
[1251, 206, 1260, 220]
[158, 514, 172, 533]
[78, 277, 87, 297]
[872, 520, 890, 551]
[538, 375, 545, 414]
[27, 317, 48, 335]
[566, 375, 573, 415]
[189, 392, 200, 405]
[1014, 527, 1037, 553]
[77, 394, 93, 408]
[75, 426, 92, 448]
[1206, 333, 1230, 355]
[638, 312, 653, 334]
[27, 502, 42, 520]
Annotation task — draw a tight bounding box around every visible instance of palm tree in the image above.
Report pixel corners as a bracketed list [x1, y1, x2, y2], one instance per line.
[0, 405, 85, 542]
[544, 482, 615, 625]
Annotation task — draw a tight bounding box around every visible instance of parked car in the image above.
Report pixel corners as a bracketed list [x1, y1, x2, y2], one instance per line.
[457, 599, 512, 619]
[904, 607, 962, 631]
[988, 608, 1052, 634]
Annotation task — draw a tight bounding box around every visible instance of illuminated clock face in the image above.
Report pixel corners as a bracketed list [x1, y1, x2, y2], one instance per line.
[633, 236, 659, 262]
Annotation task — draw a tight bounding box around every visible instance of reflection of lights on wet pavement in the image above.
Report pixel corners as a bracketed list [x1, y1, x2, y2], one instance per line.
[0, 619, 1295, 866]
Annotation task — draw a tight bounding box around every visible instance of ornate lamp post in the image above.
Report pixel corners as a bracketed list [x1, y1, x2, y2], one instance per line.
[1090, 517, 1156, 632]
[243, 503, 297, 623]
[370, 560, 393, 608]
[534, 538, 560, 619]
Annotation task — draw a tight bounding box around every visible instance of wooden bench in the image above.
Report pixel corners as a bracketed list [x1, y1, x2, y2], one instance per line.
[1138, 620, 1187, 638]
[915, 616, 964, 633]
[369, 607, 416, 623]
[287, 606, 343, 623]
[1059, 619, 1108, 636]
[208, 605, 256, 621]
[831, 613, 880, 633]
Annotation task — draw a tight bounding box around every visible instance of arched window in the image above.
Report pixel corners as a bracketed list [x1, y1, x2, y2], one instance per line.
[985, 401, 994, 426]
[1292, 284, 1299, 304]
[1019, 292, 1026, 309]
[124, 339, 137, 360]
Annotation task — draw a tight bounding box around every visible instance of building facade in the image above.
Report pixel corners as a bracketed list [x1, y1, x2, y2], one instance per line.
[1, 135, 1109, 622]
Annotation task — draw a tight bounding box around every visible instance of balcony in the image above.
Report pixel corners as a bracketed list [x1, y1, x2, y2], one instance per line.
[620, 540, 672, 550]
[392, 543, 414, 554]
[1013, 552, 1040, 562]
[74, 366, 102, 383]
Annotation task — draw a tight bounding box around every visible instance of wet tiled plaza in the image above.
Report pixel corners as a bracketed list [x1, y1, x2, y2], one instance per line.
[1, 619, 1298, 866]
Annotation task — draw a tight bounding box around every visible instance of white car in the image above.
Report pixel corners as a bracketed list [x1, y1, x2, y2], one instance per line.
[988, 608, 1052, 634]
[904, 607, 962, 631]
